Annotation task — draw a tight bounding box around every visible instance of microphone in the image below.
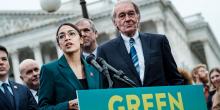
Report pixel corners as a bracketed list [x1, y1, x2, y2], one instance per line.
[86, 54, 113, 88]
[96, 57, 119, 75]
[96, 57, 137, 87]
[86, 54, 103, 73]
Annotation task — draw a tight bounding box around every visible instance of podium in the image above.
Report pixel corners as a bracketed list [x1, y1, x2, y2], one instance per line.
[77, 85, 207, 110]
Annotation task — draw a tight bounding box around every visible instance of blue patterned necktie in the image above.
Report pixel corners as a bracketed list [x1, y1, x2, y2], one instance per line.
[2, 83, 15, 108]
[129, 38, 140, 74]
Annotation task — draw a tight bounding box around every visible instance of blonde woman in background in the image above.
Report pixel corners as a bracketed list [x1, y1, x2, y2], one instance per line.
[209, 67, 220, 110]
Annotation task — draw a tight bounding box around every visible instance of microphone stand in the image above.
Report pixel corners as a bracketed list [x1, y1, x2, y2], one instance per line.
[101, 65, 137, 88]
[111, 74, 136, 87]
[111, 70, 137, 87]
[102, 64, 113, 88]
[117, 70, 137, 87]
[96, 57, 137, 87]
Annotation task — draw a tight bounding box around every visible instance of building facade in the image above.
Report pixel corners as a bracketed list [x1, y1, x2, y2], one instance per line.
[0, 0, 220, 83]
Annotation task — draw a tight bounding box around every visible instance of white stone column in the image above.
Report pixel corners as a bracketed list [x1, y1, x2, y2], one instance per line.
[10, 49, 23, 84]
[32, 43, 43, 66]
[203, 41, 217, 69]
[154, 18, 166, 35]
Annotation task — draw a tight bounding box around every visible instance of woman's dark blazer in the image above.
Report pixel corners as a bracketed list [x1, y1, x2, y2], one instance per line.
[39, 55, 102, 110]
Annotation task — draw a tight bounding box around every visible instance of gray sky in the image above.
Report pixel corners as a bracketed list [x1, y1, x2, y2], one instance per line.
[0, 0, 219, 44]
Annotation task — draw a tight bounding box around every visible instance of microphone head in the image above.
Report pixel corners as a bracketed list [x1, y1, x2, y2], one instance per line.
[86, 54, 95, 64]
[96, 57, 103, 64]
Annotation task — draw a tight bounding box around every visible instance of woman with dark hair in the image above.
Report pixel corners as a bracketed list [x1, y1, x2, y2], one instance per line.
[39, 23, 102, 110]
[209, 67, 220, 110]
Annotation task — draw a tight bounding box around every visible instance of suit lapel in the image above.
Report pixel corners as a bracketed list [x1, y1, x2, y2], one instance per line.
[139, 33, 151, 84]
[116, 36, 135, 70]
[115, 36, 141, 83]
[58, 55, 83, 90]
[83, 59, 99, 89]
[139, 33, 151, 70]
[9, 81, 18, 110]
[0, 89, 13, 110]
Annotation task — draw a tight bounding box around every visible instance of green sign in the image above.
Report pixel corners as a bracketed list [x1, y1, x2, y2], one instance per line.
[77, 85, 207, 110]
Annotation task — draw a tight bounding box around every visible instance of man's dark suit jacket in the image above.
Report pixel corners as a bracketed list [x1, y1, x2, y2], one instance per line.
[0, 81, 38, 110]
[97, 33, 183, 88]
[39, 55, 103, 110]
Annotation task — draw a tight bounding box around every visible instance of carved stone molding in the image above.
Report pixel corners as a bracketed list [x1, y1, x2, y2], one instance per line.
[0, 12, 74, 37]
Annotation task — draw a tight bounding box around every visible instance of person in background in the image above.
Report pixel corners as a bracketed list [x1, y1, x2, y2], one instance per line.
[19, 59, 40, 103]
[0, 45, 38, 110]
[97, 0, 183, 88]
[192, 64, 209, 85]
[209, 67, 220, 110]
[38, 23, 102, 110]
[191, 64, 209, 101]
[75, 18, 99, 58]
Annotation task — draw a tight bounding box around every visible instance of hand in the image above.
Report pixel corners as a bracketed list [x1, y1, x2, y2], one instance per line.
[194, 75, 201, 84]
[69, 99, 78, 110]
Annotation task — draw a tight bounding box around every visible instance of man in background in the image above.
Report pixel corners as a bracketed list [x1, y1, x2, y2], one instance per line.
[192, 64, 209, 102]
[0, 45, 38, 110]
[19, 59, 40, 103]
[192, 64, 209, 85]
[75, 18, 99, 57]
